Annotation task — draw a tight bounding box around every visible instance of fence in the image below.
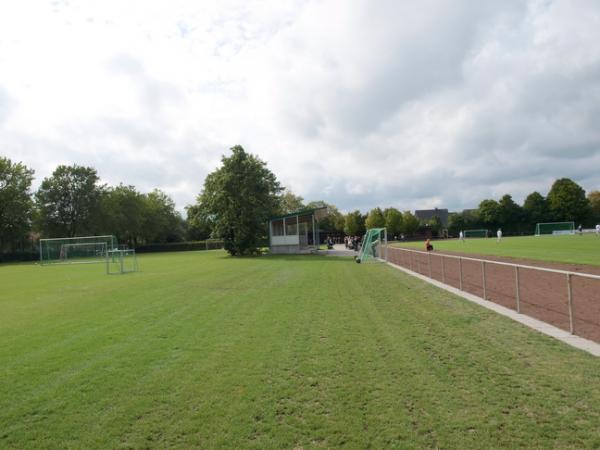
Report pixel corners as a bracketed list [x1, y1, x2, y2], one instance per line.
[387, 246, 600, 344]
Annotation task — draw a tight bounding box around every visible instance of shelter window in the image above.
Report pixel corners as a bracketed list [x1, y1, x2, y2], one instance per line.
[272, 219, 284, 236]
[286, 220, 298, 236]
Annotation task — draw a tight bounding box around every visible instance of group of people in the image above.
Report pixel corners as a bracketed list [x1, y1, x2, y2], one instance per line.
[344, 235, 362, 251]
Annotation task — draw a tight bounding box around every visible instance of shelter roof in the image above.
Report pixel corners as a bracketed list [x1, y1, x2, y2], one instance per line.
[268, 207, 328, 222]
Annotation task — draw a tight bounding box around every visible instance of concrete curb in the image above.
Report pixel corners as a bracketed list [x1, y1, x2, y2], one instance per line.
[387, 261, 600, 357]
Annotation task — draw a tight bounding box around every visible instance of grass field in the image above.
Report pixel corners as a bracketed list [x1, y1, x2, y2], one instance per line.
[396, 233, 600, 267]
[3, 251, 600, 449]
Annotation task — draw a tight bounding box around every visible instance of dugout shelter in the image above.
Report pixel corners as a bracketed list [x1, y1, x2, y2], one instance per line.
[268, 207, 327, 254]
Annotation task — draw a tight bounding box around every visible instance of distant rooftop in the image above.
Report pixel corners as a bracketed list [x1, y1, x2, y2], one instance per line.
[414, 208, 449, 227]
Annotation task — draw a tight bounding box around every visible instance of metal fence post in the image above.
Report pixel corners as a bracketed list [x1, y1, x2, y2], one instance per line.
[567, 273, 574, 334]
[515, 266, 521, 313]
[441, 255, 446, 284]
[482, 261, 487, 300]
[428, 252, 432, 278]
[459, 257, 463, 290]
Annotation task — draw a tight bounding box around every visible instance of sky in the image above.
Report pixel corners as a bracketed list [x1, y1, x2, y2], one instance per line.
[1, 0, 600, 214]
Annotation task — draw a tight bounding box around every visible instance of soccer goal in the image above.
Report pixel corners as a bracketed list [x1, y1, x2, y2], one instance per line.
[535, 222, 575, 236]
[356, 228, 387, 263]
[106, 249, 138, 274]
[464, 229, 489, 238]
[39, 235, 117, 265]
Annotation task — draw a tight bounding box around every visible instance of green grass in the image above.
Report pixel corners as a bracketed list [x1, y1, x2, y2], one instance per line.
[2, 251, 600, 449]
[396, 233, 600, 266]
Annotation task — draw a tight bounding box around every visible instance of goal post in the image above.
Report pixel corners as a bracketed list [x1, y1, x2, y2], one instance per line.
[39, 235, 116, 265]
[106, 249, 138, 274]
[356, 228, 387, 263]
[463, 229, 489, 238]
[535, 222, 575, 236]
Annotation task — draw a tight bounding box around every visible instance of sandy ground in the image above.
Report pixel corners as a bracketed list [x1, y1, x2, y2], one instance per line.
[389, 246, 600, 344]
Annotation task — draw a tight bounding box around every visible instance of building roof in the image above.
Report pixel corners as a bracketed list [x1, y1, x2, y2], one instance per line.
[268, 206, 328, 222]
[414, 208, 449, 226]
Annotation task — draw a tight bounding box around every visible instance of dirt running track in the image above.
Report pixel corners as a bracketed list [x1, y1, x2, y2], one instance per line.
[387, 246, 600, 344]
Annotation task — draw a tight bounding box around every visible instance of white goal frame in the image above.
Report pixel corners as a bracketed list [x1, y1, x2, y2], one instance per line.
[39, 235, 116, 265]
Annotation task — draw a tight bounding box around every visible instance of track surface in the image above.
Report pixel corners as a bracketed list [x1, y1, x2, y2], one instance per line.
[390, 247, 600, 343]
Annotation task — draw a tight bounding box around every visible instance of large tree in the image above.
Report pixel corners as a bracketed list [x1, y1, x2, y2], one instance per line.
[547, 178, 591, 224]
[142, 189, 185, 243]
[498, 194, 523, 232]
[279, 189, 305, 214]
[344, 210, 365, 236]
[185, 203, 214, 241]
[587, 190, 600, 224]
[401, 211, 420, 236]
[0, 157, 34, 250]
[35, 164, 103, 237]
[305, 200, 344, 232]
[99, 184, 146, 246]
[522, 192, 548, 229]
[197, 145, 282, 256]
[383, 207, 403, 238]
[478, 199, 501, 229]
[365, 207, 386, 229]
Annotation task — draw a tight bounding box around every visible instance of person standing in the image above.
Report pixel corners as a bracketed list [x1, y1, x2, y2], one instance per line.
[596, 224, 600, 235]
[459, 230, 464, 242]
[497, 228, 502, 243]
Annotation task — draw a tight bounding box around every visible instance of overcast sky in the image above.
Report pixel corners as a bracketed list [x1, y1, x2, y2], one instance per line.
[1, 0, 600, 213]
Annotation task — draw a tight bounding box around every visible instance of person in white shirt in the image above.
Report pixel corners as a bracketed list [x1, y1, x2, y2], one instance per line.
[497, 228, 502, 242]
[459, 230, 464, 242]
[596, 224, 600, 235]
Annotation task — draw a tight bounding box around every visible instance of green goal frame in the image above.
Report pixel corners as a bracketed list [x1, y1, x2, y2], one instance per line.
[463, 229, 489, 238]
[535, 222, 575, 236]
[357, 228, 387, 263]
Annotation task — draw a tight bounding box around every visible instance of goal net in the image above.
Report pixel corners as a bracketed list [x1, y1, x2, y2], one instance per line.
[107, 249, 138, 274]
[356, 228, 387, 263]
[39, 235, 116, 265]
[535, 222, 575, 236]
[464, 229, 488, 238]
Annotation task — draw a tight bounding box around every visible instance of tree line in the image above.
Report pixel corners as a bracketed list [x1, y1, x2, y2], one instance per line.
[2, 148, 599, 257]
[0, 156, 185, 254]
[448, 178, 600, 236]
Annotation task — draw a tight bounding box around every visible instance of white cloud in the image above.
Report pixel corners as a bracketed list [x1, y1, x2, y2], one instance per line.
[1, 0, 599, 214]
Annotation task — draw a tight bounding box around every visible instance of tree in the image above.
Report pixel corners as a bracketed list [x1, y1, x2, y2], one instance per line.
[383, 207, 403, 238]
[478, 199, 501, 229]
[185, 203, 214, 241]
[365, 207, 385, 229]
[305, 200, 345, 232]
[547, 178, 591, 224]
[401, 211, 420, 236]
[0, 157, 34, 251]
[523, 192, 548, 229]
[279, 189, 304, 214]
[587, 190, 600, 224]
[141, 189, 185, 243]
[197, 145, 282, 256]
[35, 164, 103, 237]
[344, 210, 365, 236]
[498, 194, 523, 232]
[426, 216, 442, 236]
[99, 184, 146, 246]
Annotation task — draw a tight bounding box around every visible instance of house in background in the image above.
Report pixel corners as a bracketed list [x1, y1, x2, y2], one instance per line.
[414, 208, 449, 227]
